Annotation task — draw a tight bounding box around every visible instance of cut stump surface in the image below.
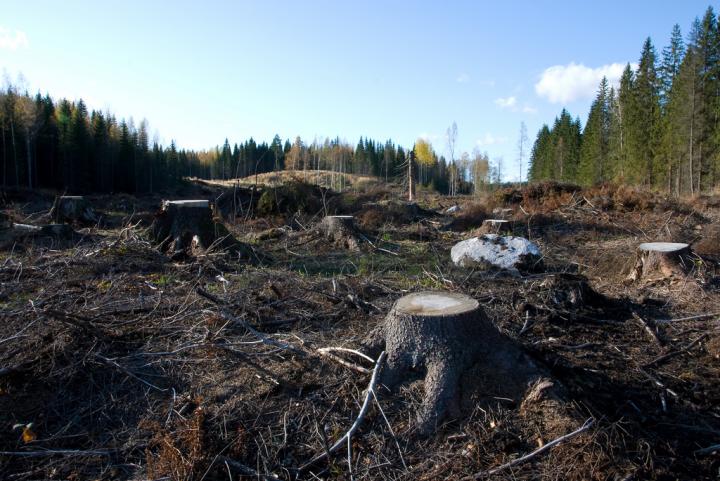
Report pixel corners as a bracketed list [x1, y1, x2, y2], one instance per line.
[627, 242, 692, 282]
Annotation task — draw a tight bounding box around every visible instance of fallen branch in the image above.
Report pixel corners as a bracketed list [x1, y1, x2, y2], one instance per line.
[694, 443, 720, 456]
[316, 347, 374, 374]
[197, 288, 304, 355]
[0, 449, 112, 457]
[654, 312, 720, 324]
[299, 351, 387, 472]
[632, 312, 663, 346]
[461, 418, 594, 480]
[219, 456, 285, 481]
[643, 333, 710, 368]
[94, 354, 167, 392]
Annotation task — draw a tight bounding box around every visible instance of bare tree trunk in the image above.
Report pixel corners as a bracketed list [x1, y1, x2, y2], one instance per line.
[25, 131, 32, 188]
[1, 120, 6, 187]
[689, 76, 695, 196]
[408, 156, 414, 202]
[10, 117, 18, 187]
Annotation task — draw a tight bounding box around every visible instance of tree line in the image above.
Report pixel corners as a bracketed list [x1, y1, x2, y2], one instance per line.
[0, 84, 495, 195]
[529, 6, 720, 196]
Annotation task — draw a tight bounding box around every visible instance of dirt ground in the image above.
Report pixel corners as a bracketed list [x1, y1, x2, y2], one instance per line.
[0, 181, 719, 480]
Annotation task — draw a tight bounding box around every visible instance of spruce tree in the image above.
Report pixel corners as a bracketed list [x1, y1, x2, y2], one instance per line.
[578, 77, 610, 185]
[659, 24, 685, 108]
[628, 38, 661, 186]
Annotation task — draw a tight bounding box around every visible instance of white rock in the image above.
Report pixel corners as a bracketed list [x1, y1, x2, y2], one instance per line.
[445, 205, 461, 214]
[451, 234, 541, 271]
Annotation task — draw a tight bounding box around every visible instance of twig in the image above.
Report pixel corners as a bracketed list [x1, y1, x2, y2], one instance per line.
[518, 311, 532, 336]
[197, 288, 304, 355]
[299, 351, 387, 472]
[643, 333, 710, 368]
[654, 312, 720, 324]
[632, 312, 663, 346]
[219, 456, 285, 481]
[316, 347, 373, 374]
[461, 418, 594, 480]
[94, 354, 167, 392]
[0, 449, 112, 457]
[694, 443, 720, 456]
[372, 390, 407, 470]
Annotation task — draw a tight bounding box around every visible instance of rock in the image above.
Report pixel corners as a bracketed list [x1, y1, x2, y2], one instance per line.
[445, 205, 461, 214]
[451, 234, 542, 272]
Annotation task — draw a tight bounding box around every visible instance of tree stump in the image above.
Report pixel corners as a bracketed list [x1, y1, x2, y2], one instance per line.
[150, 200, 254, 260]
[50, 196, 98, 224]
[626, 242, 692, 282]
[319, 215, 361, 250]
[479, 219, 510, 235]
[365, 291, 548, 435]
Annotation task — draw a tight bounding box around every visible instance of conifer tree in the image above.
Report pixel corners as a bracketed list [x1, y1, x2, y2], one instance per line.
[578, 77, 610, 185]
[628, 38, 661, 186]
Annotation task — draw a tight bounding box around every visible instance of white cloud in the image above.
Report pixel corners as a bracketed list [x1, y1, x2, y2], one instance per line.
[418, 132, 440, 142]
[456, 73, 470, 83]
[522, 105, 538, 114]
[494, 96, 517, 109]
[476, 133, 507, 147]
[0, 27, 28, 50]
[535, 62, 633, 104]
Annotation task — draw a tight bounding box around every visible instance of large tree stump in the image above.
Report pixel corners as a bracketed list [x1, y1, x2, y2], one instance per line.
[150, 200, 253, 260]
[319, 215, 361, 250]
[366, 291, 548, 435]
[50, 196, 98, 224]
[626, 242, 692, 282]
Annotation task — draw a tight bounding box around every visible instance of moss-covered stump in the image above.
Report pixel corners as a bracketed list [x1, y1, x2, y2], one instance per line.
[149, 200, 258, 261]
[50, 196, 99, 225]
[365, 291, 552, 435]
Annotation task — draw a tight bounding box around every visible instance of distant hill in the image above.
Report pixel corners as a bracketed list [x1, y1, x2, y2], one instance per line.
[197, 170, 389, 190]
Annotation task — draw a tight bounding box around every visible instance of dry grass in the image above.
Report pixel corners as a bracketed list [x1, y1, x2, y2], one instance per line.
[1, 181, 719, 480]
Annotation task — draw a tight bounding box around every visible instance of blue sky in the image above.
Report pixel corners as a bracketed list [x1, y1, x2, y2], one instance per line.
[0, 0, 713, 180]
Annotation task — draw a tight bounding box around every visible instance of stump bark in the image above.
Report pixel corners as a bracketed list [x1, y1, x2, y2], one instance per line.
[627, 242, 692, 282]
[150, 200, 254, 260]
[365, 291, 548, 435]
[50, 196, 98, 224]
[319, 215, 361, 250]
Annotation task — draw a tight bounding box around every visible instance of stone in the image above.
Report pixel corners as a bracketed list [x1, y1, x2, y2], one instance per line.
[451, 234, 541, 272]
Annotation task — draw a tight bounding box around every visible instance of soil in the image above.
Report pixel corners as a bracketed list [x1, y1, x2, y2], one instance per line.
[0, 180, 719, 480]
